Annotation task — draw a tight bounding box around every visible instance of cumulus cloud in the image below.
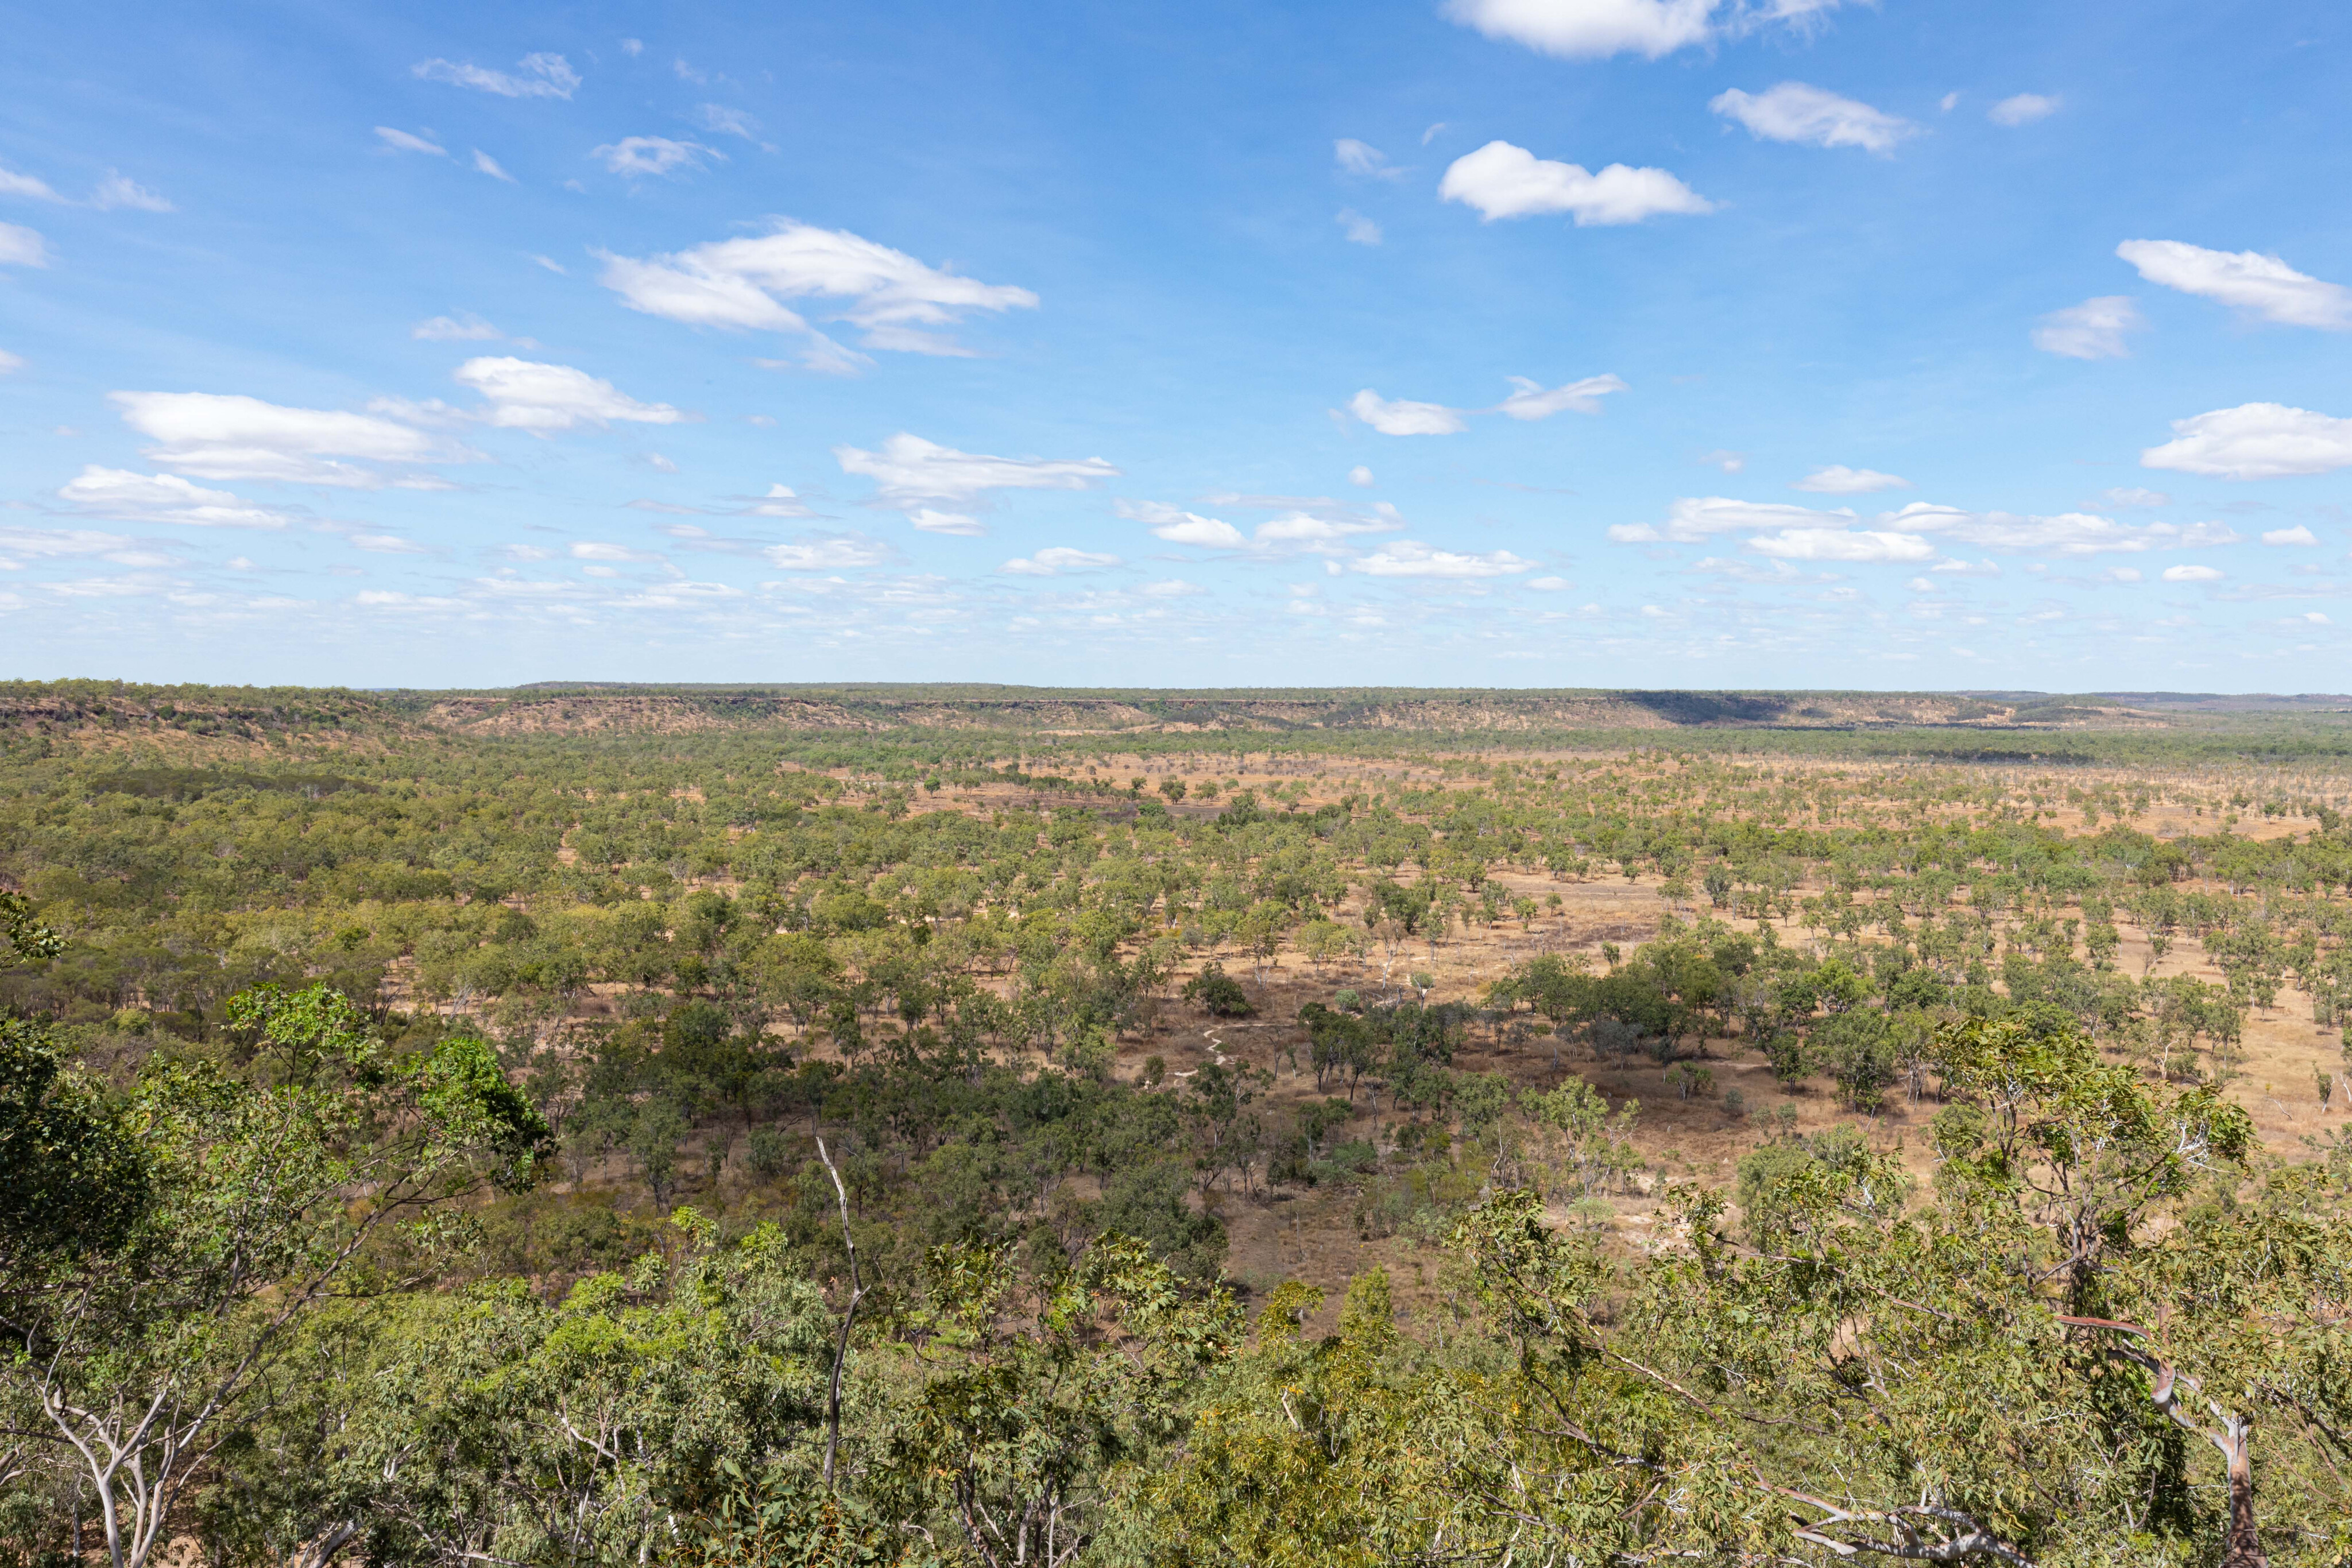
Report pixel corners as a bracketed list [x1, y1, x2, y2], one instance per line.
[1349, 466, 1375, 487]
[2261, 525, 2319, 545]
[1496, 373, 1627, 419]
[591, 137, 718, 178]
[412, 312, 502, 341]
[472, 150, 516, 183]
[1351, 375, 1625, 435]
[1351, 540, 1533, 577]
[2162, 564, 2223, 582]
[1878, 501, 2238, 555]
[1438, 141, 1712, 224]
[1792, 464, 1910, 493]
[1527, 575, 1571, 590]
[107, 392, 451, 486]
[835, 432, 1118, 511]
[413, 53, 580, 99]
[2032, 295, 2142, 359]
[1987, 94, 2060, 126]
[1336, 208, 1382, 245]
[1440, 0, 1844, 59]
[1119, 497, 1399, 556]
[599, 220, 1037, 363]
[1709, 83, 1915, 153]
[90, 172, 174, 211]
[57, 466, 294, 528]
[1611, 496, 1854, 544]
[1003, 546, 1121, 576]
[2097, 486, 2170, 509]
[1348, 389, 1467, 435]
[2141, 402, 2352, 479]
[2116, 239, 2352, 330]
[376, 126, 446, 156]
[1746, 526, 1935, 562]
[1121, 501, 1250, 548]
[0, 223, 52, 267]
[452, 357, 687, 431]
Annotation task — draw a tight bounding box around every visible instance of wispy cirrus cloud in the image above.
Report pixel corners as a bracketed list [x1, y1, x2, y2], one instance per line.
[412, 52, 580, 100]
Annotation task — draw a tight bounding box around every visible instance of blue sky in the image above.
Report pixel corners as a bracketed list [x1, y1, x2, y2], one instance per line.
[4, 0, 2350, 691]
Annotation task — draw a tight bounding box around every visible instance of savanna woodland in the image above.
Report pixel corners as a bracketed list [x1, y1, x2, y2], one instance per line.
[4, 681, 2351, 1568]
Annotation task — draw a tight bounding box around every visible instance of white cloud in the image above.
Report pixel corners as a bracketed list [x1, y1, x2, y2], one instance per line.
[836, 432, 1118, 509]
[471, 150, 516, 183]
[1878, 500, 2237, 555]
[571, 541, 662, 563]
[1939, 91, 1960, 113]
[1441, 0, 1720, 60]
[1003, 546, 1121, 576]
[2098, 486, 2170, 508]
[0, 165, 64, 202]
[765, 533, 894, 570]
[696, 106, 762, 140]
[2032, 295, 2142, 359]
[0, 524, 158, 568]
[1709, 83, 1915, 154]
[0, 223, 53, 267]
[1746, 526, 1935, 562]
[1348, 389, 1467, 435]
[452, 357, 687, 431]
[2162, 564, 2223, 582]
[412, 312, 502, 341]
[413, 53, 580, 100]
[1255, 512, 1400, 548]
[1336, 208, 1382, 245]
[1140, 578, 1201, 597]
[90, 172, 173, 211]
[1495, 373, 1627, 419]
[1792, 464, 1909, 493]
[107, 392, 448, 486]
[591, 137, 717, 178]
[1527, 575, 1572, 590]
[1612, 496, 1855, 543]
[598, 220, 1038, 361]
[1698, 449, 1745, 474]
[2116, 239, 2352, 330]
[57, 466, 293, 528]
[350, 532, 429, 554]
[1334, 140, 1399, 178]
[645, 453, 678, 474]
[1352, 540, 1533, 578]
[375, 126, 446, 156]
[2261, 525, 2320, 545]
[0, 350, 21, 375]
[1987, 94, 2060, 126]
[908, 508, 985, 536]
[2142, 403, 2352, 479]
[746, 484, 813, 518]
[1348, 465, 1375, 487]
[622, 38, 644, 55]
[1439, 141, 1712, 224]
[1123, 501, 1250, 548]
